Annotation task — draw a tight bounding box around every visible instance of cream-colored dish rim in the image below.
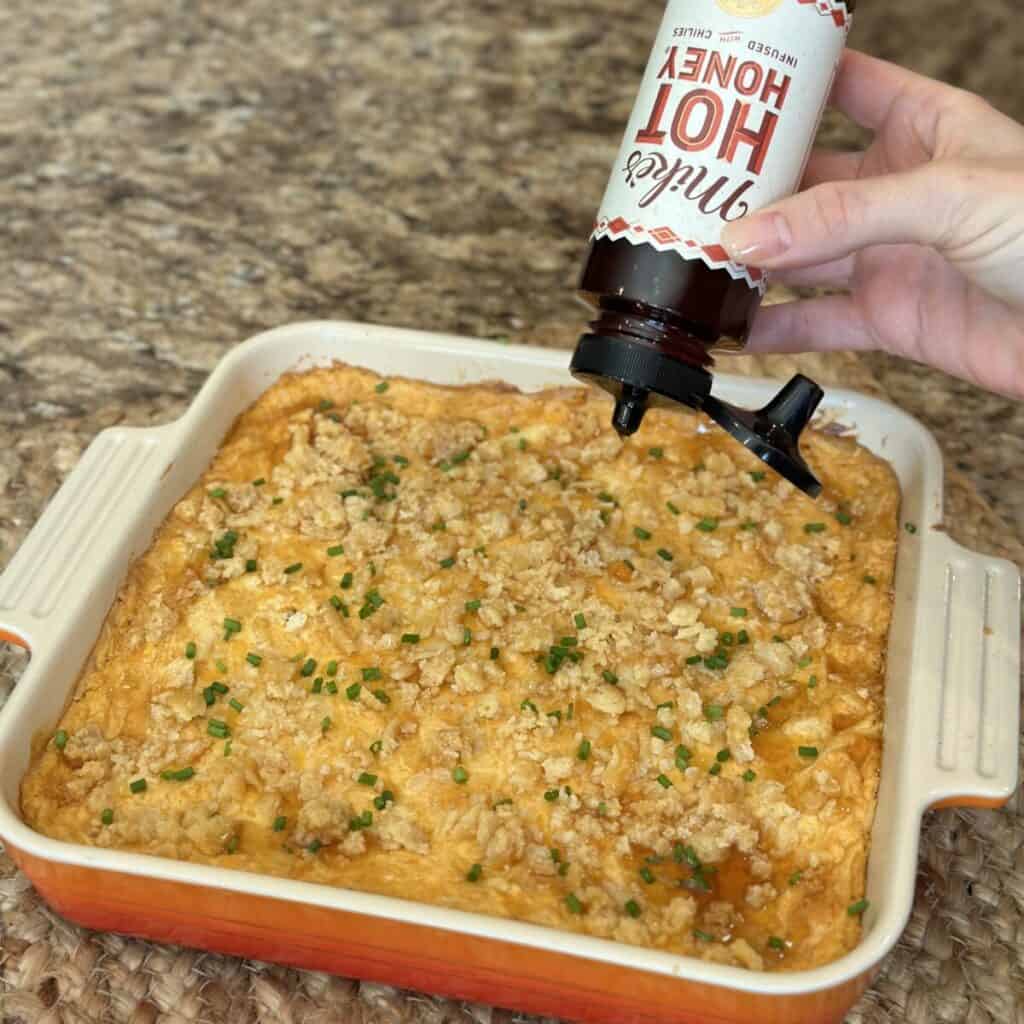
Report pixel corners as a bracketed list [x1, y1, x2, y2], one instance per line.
[0, 320, 1018, 998]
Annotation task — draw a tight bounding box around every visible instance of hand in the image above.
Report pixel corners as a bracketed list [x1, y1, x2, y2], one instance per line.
[720, 50, 1024, 400]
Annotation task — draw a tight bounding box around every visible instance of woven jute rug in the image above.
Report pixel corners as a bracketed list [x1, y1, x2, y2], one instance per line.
[1, 346, 1021, 1024]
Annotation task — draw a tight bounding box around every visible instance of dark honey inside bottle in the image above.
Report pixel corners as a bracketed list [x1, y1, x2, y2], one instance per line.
[571, 0, 858, 497]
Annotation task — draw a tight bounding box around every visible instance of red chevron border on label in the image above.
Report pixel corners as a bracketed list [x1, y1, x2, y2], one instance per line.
[795, 0, 851, 29]
[591, 217, 767, 292]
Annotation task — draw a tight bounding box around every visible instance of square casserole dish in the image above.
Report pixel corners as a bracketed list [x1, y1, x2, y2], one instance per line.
[0, 321, 1018, 1024]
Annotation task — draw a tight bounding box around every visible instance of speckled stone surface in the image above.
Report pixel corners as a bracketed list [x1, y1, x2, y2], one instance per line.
[0, 2, 1022, 1022]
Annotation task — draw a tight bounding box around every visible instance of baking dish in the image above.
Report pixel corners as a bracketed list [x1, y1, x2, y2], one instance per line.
[0, 321, 1018, 1024]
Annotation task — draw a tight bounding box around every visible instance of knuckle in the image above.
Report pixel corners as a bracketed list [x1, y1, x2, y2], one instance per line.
[806, 182, 860, 240]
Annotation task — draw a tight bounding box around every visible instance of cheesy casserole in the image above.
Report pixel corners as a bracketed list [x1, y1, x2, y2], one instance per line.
[21, 364, 899, 972]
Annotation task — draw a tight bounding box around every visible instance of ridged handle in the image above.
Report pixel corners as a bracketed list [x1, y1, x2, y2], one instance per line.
[0, 426, 177, 653]
[921, 536, 1021, 809]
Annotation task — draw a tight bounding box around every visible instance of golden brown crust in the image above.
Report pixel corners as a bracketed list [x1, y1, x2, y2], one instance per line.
[21, 363, 899, 972]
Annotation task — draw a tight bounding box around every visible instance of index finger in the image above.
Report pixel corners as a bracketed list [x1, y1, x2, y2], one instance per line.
[832, 50, 940, 132]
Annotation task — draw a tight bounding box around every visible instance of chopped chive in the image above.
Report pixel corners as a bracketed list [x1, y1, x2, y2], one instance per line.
[648, 447, 664, 459]
[223, 617, 242, 639]
[327, 544, 345, 557]
[318, 398, 334, 411]
[373, 688, 390, 704]
[716, 749, 731, 763]
[229, 698, 244, 713]
[466, 863, 483, 883]
[863, 574, 877, 585]
[452, 766, 469, 784]
[54, 730, 68, 751]
[129, 778, 147, 794]
[224, 740, 233, 756]
[340, 572, 354, 589]
[704, 704, 724, 721]
[185, 641, 197, 660]
[730, 607, 747, 618]
[675, 745, 692, 770]
[696, 518, 718, 532]
[326, 680, 338, 695]
[100, 808, 114, 826]
[640, 867, 655, 884]
[374, 790, 394, 810]
[202, 687, 216, 706]
[544, 788, 559, 802]
[749, 470, 766, 482]
[370, 739, 383, 755]
[361, 667, 382, 682]
[346, 683, 362, 700]
[741, 520, 759, 531]
[208, 720, 230, 739]
[737, 629, 749, 645]
[211, 681, 229, 694]
[709, 763, 722, 775]
[463, 627, 472, 646]
[490, 646, 500, 660]
[284, 561, 303, 575]
[804, 523, 827, 534]
[597, 491, 615, 504]
[301, 658, 317, 677]
[768, 936, 786, 950]
[798, 746, 819, 759]
[246, 652, 262, 667]
[789, 871, 803, 886]
[160, 767, 195, 782]
[808, 675, 818, 689]
[209, 487, 227, 499]
[358, 772, 378, 787]
[768, 695, 783, 707]
[577, 739, 592, 761]
[686, 654, 702, 665]
[625, 899, 642, 918]
[226, 835, 240, 854]
[273, 816, 287, 832]
[836, 510, 853, 526]
[465, 599, 482, 613]
[253, 478, 266, 486]
[402, 633, 420, 645]
[651, 726, 672, 742]
[847, 899, 870, 916]
[565, 893, 584, 914]
[245, 559, 258, 572]
[797, 656, 812, 668]
[321, 716, 331, 734]
[439, 557, 456, 569]
[905, 522, 918, 534]
[656, 774, 673, 789]
[743, 770, 756, 782]
[602, 669, 619, 685]
[325, 660, 338, 676]
[633, 526, 652, 541]
[574, 612, 587, 630]
[272, 497, 284, 505]
[666, 501, 680, 515]
[307, 839, 322, 853]
[375, 381, 389, 393]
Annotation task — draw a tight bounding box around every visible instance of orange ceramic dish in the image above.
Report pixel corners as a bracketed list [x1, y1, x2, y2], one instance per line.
[0, 322, 1018, 1024]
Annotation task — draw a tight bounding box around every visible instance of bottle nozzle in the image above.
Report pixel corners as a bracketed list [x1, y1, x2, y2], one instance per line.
[612, 385, 650, 437]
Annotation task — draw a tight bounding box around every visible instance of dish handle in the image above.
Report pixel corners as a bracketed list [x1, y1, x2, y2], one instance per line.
[916, 535, 1021, 810]
[0, 424, 181, 659]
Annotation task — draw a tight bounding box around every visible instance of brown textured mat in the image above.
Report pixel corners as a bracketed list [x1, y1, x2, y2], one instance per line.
[1, 349, 1021, 1024]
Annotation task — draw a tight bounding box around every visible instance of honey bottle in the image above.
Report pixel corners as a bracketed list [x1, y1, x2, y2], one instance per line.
[571, 0, 857, 496]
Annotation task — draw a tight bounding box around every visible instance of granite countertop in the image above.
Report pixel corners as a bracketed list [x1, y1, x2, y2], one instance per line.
[0, 0, 1021, 1020]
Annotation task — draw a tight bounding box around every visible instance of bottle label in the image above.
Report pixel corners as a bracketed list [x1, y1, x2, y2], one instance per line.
[591, 0, 850, 292]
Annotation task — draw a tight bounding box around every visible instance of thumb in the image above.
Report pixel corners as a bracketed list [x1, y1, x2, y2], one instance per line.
[720, 166, 949, 269]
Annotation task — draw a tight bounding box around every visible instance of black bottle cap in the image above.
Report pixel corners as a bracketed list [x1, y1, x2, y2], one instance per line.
[702, 375, 824, 497]
[570, 334, 712, 437]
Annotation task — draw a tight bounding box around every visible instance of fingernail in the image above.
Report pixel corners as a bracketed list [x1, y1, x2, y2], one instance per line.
[721, 212, 792, 263]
